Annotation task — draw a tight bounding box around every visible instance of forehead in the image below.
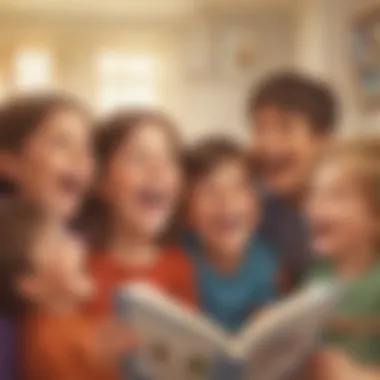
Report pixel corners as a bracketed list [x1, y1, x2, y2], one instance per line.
[314, 157, 357, 186]
[128, 122, 174, 147]
[34, 107, 89, 138]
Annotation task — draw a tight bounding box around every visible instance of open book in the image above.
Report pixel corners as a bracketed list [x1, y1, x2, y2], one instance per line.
[117, 280, 346, 380]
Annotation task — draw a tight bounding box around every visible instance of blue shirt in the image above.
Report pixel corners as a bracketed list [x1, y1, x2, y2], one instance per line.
[183, 236, 279, 332]
[259, 192, 310, 283]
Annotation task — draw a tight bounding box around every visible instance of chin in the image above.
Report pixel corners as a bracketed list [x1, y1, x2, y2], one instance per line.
[312, 241, 337, 258]
[264, 179, 294, 197]
[141, 222, 169, 238]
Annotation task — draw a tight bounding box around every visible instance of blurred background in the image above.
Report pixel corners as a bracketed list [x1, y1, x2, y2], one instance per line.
[0, 0, 379, 140]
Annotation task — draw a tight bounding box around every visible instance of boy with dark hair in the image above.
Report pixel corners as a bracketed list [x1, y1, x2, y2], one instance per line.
[247, 71, 338, 288]
[182, 138, 280, 331]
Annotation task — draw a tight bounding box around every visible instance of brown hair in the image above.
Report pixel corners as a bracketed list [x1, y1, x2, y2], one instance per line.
[248, 71, 338, 135]
[323, 138, 380, 246]
[185, 137, 253, 184]
[77, 108, 182, 251]
[0, 92, 89, 153]
[0, 199, 47, 316]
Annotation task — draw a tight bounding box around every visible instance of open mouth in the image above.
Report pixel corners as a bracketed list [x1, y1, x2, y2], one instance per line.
[57, 173, 85, 198]
[262, 156, 294, 178]
[213, 215, 245, 233]
[136, 188, 169, 210]
[312, 221, 335, 240]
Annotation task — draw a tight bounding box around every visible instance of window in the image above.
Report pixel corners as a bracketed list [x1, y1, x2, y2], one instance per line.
[95, 52, 158, 111]
[13, 49, 52, 90]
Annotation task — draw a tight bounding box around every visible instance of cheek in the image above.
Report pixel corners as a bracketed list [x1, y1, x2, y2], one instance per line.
[107, 166, 141, 204]
[188, 197, 214, 230]
[20, 148, 63, 189]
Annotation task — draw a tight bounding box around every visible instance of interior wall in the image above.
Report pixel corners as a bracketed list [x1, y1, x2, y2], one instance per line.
[177, 11, 296, 141]
[295, 0, 380, 135]
[0, 10, 296, 141]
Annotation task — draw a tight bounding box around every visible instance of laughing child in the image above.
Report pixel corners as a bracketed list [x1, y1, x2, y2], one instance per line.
[0, 93, 93, 380]
[0, 199, 126, 380]
[183, 138, 280, 332]
[0, 93, 93, 222]
[83, 109, 196, 317]
[307, 139, 380, 376]
[248, 72, 338, 287]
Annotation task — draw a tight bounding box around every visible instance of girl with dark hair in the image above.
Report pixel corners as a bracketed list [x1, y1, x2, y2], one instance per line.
[0, 92, 93, 380]
[84, 108, 196, 317]
[0, 92, 93, 221]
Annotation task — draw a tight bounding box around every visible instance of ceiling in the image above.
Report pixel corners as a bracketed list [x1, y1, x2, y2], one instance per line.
[0, 0, 299, 20]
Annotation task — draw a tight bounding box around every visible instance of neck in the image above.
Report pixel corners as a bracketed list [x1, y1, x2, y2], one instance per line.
[204, 243, 244, 275]
[334, 243, 376, 279]
[109, 223, 158, 268]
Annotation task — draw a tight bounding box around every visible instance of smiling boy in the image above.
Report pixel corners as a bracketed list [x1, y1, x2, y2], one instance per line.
[248, 71, 338, 287]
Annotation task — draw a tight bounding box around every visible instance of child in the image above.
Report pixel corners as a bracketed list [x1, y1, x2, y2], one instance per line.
[0, 93, 93, 221]
[307, 138, 380, 369]
[247, 72, 338, 286]
[83, 109, 197, 317]
[182, 138, 280, 332]
[0, 199, 123, 380]
[0, 92, 93, 380]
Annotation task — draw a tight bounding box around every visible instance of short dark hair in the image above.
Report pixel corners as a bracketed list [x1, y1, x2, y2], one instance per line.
[0, 199, 46, 316]
[247, 72, 338, 134]
[0, 92, 88, 153]
[185, 138, 252, 183]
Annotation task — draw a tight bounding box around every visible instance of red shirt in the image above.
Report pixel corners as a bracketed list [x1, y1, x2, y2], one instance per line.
[21, 312, 118, 380]
[89, 247, 197, 317]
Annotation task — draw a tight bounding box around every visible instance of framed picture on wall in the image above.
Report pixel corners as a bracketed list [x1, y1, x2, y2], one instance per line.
[350, 7, 380, 110]
[216, 24, 257, 80]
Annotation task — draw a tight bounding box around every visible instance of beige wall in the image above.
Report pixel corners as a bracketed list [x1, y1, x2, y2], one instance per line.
[2, 1, 377, 140]
[295, 0, 380, 135]
[0, 11, 296, 140]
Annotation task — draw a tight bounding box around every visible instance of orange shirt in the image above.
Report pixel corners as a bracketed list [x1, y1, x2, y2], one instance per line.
[89, 246, 197, 317]
[21, 312, 118, 380]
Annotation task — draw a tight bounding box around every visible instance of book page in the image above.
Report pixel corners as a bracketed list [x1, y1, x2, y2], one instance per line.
[235, 280, 347, 380]
[118, 283, 231, 380]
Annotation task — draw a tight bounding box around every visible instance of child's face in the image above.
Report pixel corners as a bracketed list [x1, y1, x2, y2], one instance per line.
[188, 160, 258, 257]
[12, 108, 93, 220]
[21, 221, 93, 306]
[252, 106, 327, 198]
[103, 123, 181, 239]
[307, 158, 378, 258]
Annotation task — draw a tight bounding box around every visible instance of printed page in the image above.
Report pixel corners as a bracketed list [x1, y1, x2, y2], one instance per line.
[118, 283, 231, 380]
[236, 280, 348, 380]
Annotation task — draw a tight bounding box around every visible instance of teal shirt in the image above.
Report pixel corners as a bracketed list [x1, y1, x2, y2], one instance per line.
[183, 236, 280, 332]
[309, 261, 380, 366]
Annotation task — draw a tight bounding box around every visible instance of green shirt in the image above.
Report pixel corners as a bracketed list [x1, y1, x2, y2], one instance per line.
[309, 261, 380, 366]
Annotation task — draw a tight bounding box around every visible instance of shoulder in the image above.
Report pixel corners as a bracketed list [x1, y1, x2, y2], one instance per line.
[253, 238, 279, 264]
[159, 245, 192, 269]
